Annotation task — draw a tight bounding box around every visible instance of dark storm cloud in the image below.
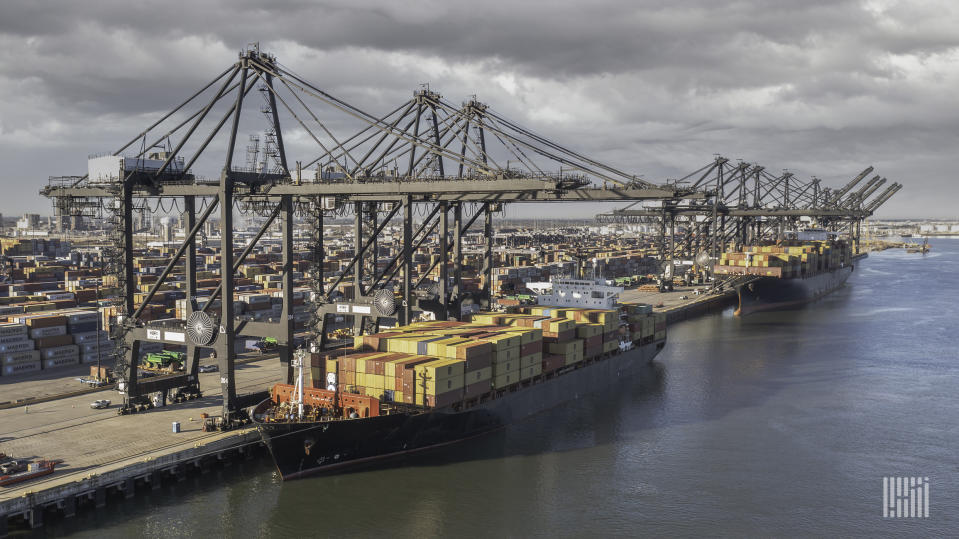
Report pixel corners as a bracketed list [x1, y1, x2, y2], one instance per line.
[1, 0, 957, 217]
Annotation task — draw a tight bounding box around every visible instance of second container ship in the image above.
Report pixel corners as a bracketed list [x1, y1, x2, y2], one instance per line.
[252, 279, 666, 479]
[713, 238, 855, 316]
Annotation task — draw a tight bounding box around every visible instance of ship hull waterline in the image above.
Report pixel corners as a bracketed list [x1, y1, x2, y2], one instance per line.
[254, 340, 665, 480]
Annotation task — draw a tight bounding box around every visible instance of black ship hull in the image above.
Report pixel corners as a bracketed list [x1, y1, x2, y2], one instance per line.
[254, 340, 664, 479]
[736, 265, 853, 316]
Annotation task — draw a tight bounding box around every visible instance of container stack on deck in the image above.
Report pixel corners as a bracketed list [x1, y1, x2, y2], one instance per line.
[713, 240, 852, 279]
[314, 304, 663, 410]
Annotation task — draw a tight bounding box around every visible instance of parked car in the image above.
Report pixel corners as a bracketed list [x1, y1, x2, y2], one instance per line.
[90, 399, 111, 409]
[198, 364, 219, 373]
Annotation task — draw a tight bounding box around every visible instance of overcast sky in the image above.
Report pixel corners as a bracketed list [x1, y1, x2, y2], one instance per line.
[1, 0, 956, 219]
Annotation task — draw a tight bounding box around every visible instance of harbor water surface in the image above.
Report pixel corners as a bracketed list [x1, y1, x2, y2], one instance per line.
[35, 240, 959, 537]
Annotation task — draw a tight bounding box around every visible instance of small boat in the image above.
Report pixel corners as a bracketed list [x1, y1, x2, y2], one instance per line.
[0, 460, 60, 487]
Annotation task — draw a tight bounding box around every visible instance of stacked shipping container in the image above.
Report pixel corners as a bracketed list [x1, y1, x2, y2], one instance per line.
[322, 304, 662, 410]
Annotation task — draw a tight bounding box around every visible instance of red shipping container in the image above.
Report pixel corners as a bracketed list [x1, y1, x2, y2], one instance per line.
[464, 353, 492, 372]
[426, 388, 464, 408]
[464, 380, 490, 399]
[520, 341, 540, 356]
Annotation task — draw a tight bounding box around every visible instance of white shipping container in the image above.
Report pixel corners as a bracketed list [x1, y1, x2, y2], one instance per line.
[45, 292, 75, 301]
[66, 311, 99, 324]
[44, 356, 79, 369]
[83, 342, 115, 354]
[29, 325, 68, 339]
[0, 333, 29, 345]
[2, 350, 41, 365]
[72, 331, 110, 344]
[0, 340, 34, 353]
[241, 294, 271, 304]
[0, 323, 28, 337]
[42, 344, 80, 359]
[3, 360, 41, 376]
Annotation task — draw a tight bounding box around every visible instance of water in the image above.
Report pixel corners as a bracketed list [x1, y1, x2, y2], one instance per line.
[34, 240, 959, 537]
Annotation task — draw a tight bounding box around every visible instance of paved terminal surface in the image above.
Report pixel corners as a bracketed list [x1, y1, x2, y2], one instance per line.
[0, 351, 271, 406]
[0, 357, 284, 507]
[621, 285, 736, 314]
[0, 363, 99, 405]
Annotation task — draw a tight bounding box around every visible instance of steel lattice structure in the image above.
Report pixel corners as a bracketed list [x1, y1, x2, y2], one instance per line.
[596, 157, 902, 279]
[42, 46, 701, 421]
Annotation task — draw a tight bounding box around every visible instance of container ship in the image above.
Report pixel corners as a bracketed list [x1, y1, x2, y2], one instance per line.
[252, 279, 667, 480]
[713, 239, 855, 316]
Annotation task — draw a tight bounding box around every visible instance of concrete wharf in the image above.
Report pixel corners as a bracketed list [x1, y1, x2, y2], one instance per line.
[0, 358, 283, 535]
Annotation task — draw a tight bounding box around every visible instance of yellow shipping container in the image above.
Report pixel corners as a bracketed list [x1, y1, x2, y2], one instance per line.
[464, 366, 492, 385]
[480, 333, 521, 350]
[576, 324, 604, 339]
[470, 313, 502, 325]
[414, 358, 466, 383]
[544, 318, 575, 333]
[493, 370, 521, 389]
[493, 358, 517, 375]
[564, 351, 584, 366]
[423, 374, 465, 394]
[520, 352, 542, 369]
[502, 327, 542, 344]
[493, 347, 519, 364]
[428, 337, 468, 358]
[548, 339, 583, 356]
[386, 336, 419, 354]
[520, 363, 543, 381]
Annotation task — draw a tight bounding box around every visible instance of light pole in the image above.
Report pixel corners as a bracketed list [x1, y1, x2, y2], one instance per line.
[95, 252, 102, 384]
